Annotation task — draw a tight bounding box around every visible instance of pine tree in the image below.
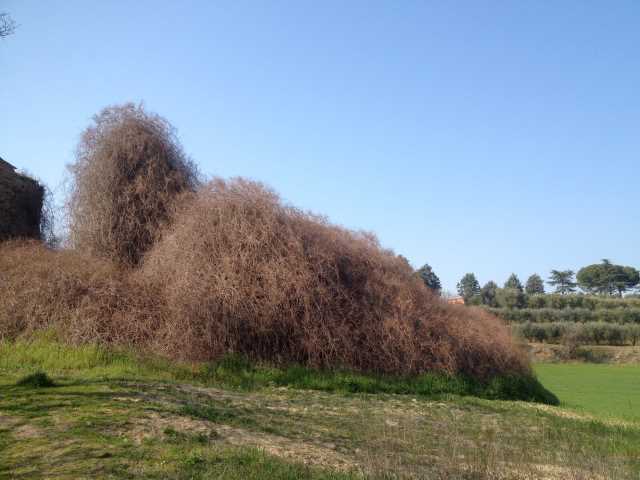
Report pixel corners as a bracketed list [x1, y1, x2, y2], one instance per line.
[416, 263, 441, 293]
[504, 273, 523, 292]
[457, 273, 480, 304]
[548, 270, 577, 295]
[525, 274, 545, 295]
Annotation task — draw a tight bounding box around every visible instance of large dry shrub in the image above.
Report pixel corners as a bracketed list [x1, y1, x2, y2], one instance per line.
[0, 240, 161, 347]
[67, 103, 198, 267]
[140, 178, 528, 378]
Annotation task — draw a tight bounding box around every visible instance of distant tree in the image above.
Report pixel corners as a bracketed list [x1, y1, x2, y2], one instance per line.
[577, 260, 613, 295]
[504, 273, 524, 292]
[416, 263, 441, 293]
[496, 287, 526, 309]
[619, 267, 640, 296]
[0, 13, 16, 38]
[547, 270, 577, 295]
[480, 281, 498, 307]
[457, 273, 480, 304]
[525, 274, 545, 295]
[577, 260, 640, 296]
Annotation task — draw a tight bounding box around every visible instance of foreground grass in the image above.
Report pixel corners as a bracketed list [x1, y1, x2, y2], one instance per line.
[1, 338, 639, 479]
[0, 336, 557, 404]
[535, 363, 640, 423]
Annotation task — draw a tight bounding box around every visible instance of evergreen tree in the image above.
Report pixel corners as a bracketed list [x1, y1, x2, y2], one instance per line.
[504, 273, 523, 292]
[416, 263, 441, 293]
[457, 273, 480, 304]
[548, 270, 577, 295]
[525, 274, 545, 295]
[577, 260, 640, 296]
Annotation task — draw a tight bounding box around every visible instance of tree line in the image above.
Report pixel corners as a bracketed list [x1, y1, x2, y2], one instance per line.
[415, 259, 640, 306]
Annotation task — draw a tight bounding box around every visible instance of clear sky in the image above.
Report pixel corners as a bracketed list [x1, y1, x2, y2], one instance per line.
[2, 1, 639, 292]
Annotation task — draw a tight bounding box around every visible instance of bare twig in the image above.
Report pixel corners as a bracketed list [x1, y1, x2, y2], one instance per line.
[0, 13, 16, 38]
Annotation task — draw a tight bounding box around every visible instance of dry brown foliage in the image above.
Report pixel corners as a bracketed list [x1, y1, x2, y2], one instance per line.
[139, 178, 528, 378]
[0, 186, 527, 379]
[0, 104, 530, 380]
[0, 240, 161, 347]
[67, 103, 198, 267]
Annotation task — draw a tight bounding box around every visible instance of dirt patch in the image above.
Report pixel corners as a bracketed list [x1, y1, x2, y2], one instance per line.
[217, 424, 356, 471]
[127, 411, 356, 471]
[13, 423, 44, 440]
[0, 413, 22, 429]
[500, 462, 608, 480]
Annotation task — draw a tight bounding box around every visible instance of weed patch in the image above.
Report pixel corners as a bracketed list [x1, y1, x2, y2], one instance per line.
[16, 372, 55, 388]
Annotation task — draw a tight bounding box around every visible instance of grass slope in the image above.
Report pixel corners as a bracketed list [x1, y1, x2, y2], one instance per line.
[0, 336, 557, 404]
[1, 339, 638, 479]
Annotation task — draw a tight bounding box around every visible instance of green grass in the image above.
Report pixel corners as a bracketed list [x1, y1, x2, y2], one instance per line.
[0, 335, 556, 404]
[205, 354, 558, 404]
[1, 337, 639, 478]
[535, 363, 640, 422]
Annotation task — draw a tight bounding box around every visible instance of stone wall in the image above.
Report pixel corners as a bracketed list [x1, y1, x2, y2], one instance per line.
[0, 158, 44, 241]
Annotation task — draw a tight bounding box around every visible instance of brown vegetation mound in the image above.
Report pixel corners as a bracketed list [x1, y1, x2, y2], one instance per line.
[0, 240, 160, 347]
[140, 178, 528, 378]
[67, 103, 198, 267]
[0, 103, 529, 381]
[0, 184, 527, 379]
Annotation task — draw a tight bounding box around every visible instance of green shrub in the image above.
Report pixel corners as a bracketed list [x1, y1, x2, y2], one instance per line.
[628, 324, 640, 346]
[523, 294, 640, 310]
[513, 321, 639, 346]
[488, 307, 640, 324]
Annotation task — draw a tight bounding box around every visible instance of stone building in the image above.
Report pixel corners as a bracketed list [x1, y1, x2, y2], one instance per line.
[0, 157, 44, 241]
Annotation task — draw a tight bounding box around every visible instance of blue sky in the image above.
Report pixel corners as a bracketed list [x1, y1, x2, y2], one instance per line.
[1, 1, 639, 292]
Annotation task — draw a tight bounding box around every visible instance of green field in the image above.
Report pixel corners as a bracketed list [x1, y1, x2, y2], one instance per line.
[535, 363, 640, 423]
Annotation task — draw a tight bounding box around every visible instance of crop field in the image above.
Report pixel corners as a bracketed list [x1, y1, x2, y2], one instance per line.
[535, 363, 640, 423]
[1, 339, 640, 479]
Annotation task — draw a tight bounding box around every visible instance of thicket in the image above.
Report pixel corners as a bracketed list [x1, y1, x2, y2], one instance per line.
[0, 103, 534, 383]
[513, 321, 640, 346]
[67, 103, 198, 267]
[139, 178, 527, 377]
[0, 240, 162, 346]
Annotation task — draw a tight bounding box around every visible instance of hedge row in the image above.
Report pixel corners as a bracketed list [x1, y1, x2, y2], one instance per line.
[487, 307, 640, 324]
[512, 321, 640, 346]
[524, 294, 640, 310]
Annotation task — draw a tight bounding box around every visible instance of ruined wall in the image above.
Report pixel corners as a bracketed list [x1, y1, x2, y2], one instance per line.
[0, 159, 44, 241]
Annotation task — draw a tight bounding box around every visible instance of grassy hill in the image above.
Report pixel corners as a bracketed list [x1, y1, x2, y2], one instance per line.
[1, 339, 639, 479]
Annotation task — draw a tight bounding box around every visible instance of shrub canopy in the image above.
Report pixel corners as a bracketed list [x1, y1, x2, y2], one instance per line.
[67, 103, 198, 267]
[139, 178, 528, 378]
